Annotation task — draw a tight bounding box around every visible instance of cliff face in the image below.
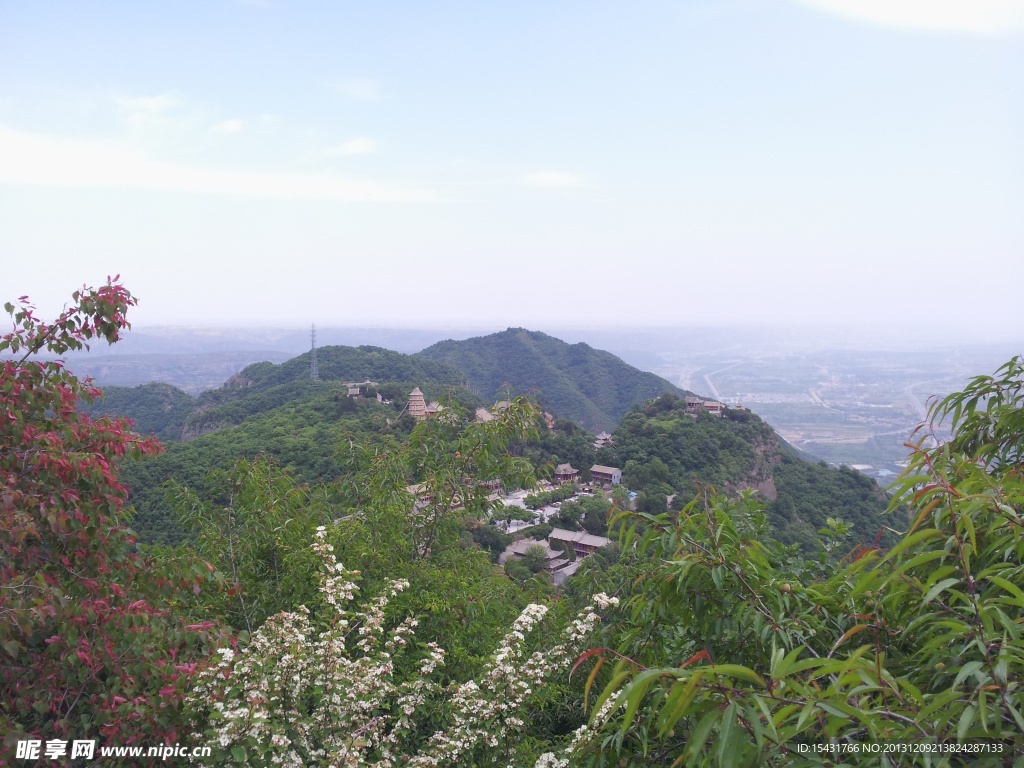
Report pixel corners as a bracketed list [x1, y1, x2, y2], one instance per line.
[732, 474, 778, 502]
[179, 403, 222, 441]
[730, 439, 783, 501]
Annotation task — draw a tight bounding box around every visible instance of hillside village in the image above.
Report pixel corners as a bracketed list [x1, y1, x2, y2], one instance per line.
[390, 382, 623, 582]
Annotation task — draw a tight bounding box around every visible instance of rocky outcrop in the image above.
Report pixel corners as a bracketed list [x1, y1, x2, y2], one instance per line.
[180, 405, 223, 442]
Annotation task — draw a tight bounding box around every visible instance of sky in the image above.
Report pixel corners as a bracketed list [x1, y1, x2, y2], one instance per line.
[1, 0, 1022, 340]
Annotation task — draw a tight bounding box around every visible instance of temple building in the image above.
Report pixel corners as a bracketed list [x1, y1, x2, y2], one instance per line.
[590, 465, 622, 488]
[408, 387, 427, 420]
[554, 463, 579, 485]
[408, 387, 443, 421]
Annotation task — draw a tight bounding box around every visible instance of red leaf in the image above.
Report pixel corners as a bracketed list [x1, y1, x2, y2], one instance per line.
[680, 649, 711, 669]
[569, 647, 609, 681]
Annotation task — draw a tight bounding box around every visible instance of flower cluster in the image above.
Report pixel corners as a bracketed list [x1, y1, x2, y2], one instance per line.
[409, 595, 618, 766]
[185, 526, 617, 767]
[532, 695, 621, 768]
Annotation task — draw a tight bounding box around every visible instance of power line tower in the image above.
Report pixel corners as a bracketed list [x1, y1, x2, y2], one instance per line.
[310, 324, 319, 381]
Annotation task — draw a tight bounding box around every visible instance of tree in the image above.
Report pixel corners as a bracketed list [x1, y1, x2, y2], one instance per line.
[184, 526, 618, 767]
[570, 357, 1024, 765]
[169, 456, 331, 634]
[579, 495, 612, 537]
[522, 545, 550, 574]
[1, 282, 223, 749]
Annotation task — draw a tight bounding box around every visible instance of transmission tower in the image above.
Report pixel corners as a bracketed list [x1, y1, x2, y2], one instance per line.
[310, 324, 319, 381]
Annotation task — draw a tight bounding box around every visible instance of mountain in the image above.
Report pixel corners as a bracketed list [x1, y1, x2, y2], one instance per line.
[600, 394, 895, 549]
[96, 346, 477, 544]
[416, 328, 683, 432]
[176, 345, 469, 439]
[91, 337, 892, 552]
[84, 382, 195, 443]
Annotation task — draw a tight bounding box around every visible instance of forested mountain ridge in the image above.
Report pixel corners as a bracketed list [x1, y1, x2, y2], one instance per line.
[87, 335, 891, 550]
[14, 276, 1024, 766]
[183, 345, 469, 435]
[85, 345, 472, 441]
[602, 394, 894, 548]
[218, 344, 468, 393]
[417, 328, 683, 432]
[86, 346, 481, 544]
[82, 381, 195, 443]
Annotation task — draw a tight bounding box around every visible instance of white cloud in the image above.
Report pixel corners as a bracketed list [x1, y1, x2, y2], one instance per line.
[521, 170, 584, 188]
[333, 137, 377, 156]
[0, 126, 439, 202]
[212, 118, 244, 134]
[113, 93, 180, 131]
[298, 138, 379, 164]
[329, 77, 384, 101]
[794, 0, 1024, 35]
[114, 93, 176, 116]
[109, 91, 206, 150]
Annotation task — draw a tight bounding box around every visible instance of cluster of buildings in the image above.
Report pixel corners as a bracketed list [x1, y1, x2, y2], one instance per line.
[551, 463, 622, 489]
[499, 527, 613, 585]
[344, 380, 393, 405]
[686, 396, 724, 416]
[683, 396, 747, 416]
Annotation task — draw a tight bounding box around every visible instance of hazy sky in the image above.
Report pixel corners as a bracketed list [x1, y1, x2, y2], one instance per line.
[2, 1, 1022, 339]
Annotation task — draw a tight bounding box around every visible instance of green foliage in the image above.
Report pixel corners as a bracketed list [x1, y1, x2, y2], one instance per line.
[605, 396, 891, 548]
[491, 504, 536, 524]
[119, 381, 467, 544]
[313, 398, 544, 679]
[930, 355, 1024, 472]
[468, 523, 512, 562]
[417, 328, 682, 432]
[526, 483, 579, 509]
[504, 558, 534, 582]
[578, 495, 612, 537]
[516, 522, 555, 542]
[184, 532, 617, 767]
[523, 545, 551, 573]
[166, 394, 619, 766]
[83, 381, 195, 442]
[106, 349, 484, 545]
[553, 502, 584, 531]
[168, 457, 331, 633]
[769, 454, 894, 549]
[203, 344, 467, 407]
[572, 357, 1024, 765]
[511, 418, 600, 499]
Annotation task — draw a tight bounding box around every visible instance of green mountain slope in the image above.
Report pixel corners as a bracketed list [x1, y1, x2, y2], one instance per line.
[120, 382, 430, 545]
[95, 346, 477, 544]
[86, 346, 469, 442]
[93, 338, 894, 552]
[603, 394, 896, 548]
[416, 328, 682, 432]
[217, 345, 467, 393]
[182, 345, 468, 433]
[84, 382, 195, 443]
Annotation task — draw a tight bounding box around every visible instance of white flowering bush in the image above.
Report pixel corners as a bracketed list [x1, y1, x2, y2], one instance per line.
[186, 526, 617, 767]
